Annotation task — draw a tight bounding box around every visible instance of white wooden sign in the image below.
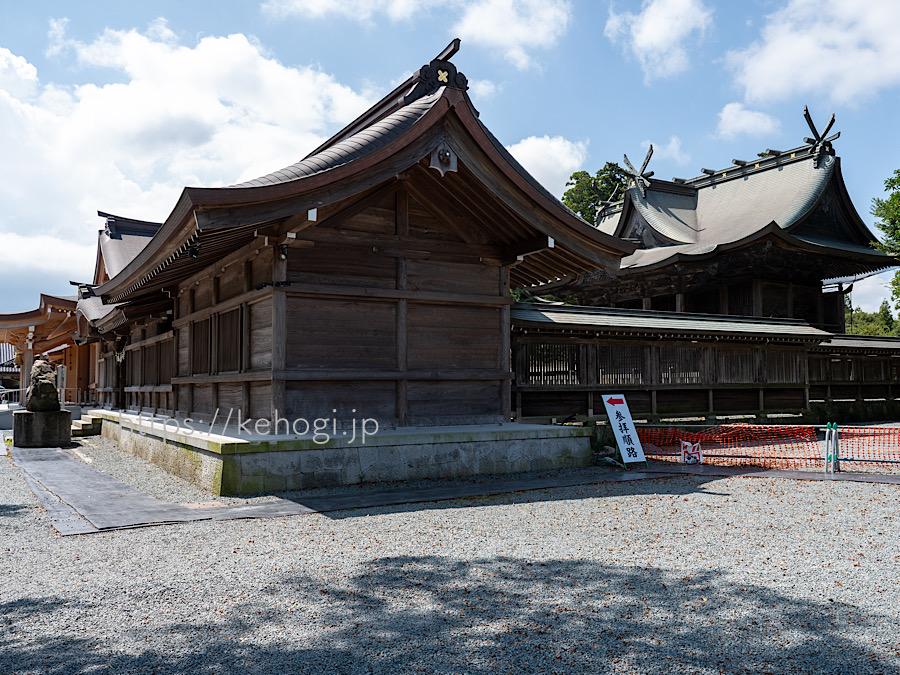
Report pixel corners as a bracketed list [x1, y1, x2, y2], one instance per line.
[601, 394, 646, 463]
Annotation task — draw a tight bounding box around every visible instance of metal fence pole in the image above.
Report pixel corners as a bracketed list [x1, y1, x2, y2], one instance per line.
[834, 425, 841, 473]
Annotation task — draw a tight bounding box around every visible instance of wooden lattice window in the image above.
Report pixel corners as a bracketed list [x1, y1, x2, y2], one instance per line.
[862, 358, 886, 382]
[830, 358, 853, 382]
[191, 318, 211, 375]
[717, 348, 756, 384]
[598, 346, 644, 385]
[767, 351, 803, 384]
[659, 346, 703, 385]
[217, 309, 242, 373]
[525, 343, 580, 385]
[808, 357, 829, 383]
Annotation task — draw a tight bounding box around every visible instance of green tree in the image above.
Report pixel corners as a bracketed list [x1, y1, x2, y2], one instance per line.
[871, 169, 900, 309]
[562, 162, 630, 225]
[844, 299, 899, 336]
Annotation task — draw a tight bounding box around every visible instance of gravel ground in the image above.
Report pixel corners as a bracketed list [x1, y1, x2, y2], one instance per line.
[2, 446, 900, 673]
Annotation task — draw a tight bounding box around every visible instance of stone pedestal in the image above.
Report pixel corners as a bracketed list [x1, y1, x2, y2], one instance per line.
[13, 410, 71, 448]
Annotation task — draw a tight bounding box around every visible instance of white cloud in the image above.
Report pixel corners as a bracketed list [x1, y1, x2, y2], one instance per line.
[262, 0, 426, 22]
[850, 271, 894, 314]
[468, 78, 499, 99]
[0, 48, 38, 99]
[505, 135, 587, 198]
[716, 103, 780, 139]
[0, 20, 372, 311]
[605, 0, 713, 82]
[728, 0, 900, 104]
[0, 233, 95, 274]
[454, 0, 572, 70]
[640, 135, 689, 165]
[263, 0, 572, 70]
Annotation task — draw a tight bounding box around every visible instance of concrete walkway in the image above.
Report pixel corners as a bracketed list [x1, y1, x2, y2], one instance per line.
[12, 448, 900, 536]
[12, 446, 671, 536]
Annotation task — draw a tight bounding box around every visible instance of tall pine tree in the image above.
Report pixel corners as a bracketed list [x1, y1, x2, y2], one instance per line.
[562, 163, 630, 225]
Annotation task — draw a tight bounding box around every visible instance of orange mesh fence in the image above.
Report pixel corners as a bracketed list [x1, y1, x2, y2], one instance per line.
[636, 424, 823, 470]
[831, 426, 900, 474]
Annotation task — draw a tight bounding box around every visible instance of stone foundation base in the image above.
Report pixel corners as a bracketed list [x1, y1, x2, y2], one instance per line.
[13, 410, 72, 448]
[88, 410, 592, 495]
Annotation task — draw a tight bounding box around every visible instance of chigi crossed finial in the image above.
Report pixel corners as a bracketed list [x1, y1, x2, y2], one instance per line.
[623, 145, 654, 198]
[803, 106, 840, 168]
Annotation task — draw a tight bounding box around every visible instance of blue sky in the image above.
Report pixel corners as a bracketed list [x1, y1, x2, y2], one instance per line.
[1, 0, 899, 314]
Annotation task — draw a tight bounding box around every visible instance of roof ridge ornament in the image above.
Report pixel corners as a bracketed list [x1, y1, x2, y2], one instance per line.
[403, 38, 469, 104]
[623, 145, 654, 198]
[803, 106, 840, 168]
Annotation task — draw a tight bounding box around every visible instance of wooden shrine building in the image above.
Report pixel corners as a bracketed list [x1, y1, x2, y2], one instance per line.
[61, 41, 632, 492]
[0, 294, 84, 394]
[571, 111, 893, 329]
[513, 111, 899, 421]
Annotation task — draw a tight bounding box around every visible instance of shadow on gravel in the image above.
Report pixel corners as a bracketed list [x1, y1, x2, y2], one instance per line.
[1, 556, 896, 674]
[316, 474, 726, 520]
[0, 503, 28, 517]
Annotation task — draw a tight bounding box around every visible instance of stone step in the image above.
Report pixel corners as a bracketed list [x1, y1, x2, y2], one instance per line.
[71, 416, 102, 437]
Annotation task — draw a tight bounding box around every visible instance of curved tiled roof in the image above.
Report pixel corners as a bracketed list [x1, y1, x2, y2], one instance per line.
[75, 295, 118, 323]
[99, 228, 159, 279]
[230, 93, 442, 188]
[511, 303, 830, 341]
[632, 153, 832, 246]
[594, 207, 622, 236]
[629, 188, 699, 244]
[607, 151, 863, 271]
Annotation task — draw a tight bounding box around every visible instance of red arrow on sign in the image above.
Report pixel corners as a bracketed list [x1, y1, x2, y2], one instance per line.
[606, 397, 624, 405]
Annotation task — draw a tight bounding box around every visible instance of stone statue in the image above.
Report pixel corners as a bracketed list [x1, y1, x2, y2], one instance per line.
[25, 359, 60, 412]
[13, 358, 70, 447]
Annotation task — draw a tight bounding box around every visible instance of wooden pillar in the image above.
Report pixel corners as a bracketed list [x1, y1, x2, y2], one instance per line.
[719, 286, 729, 315]
[500, 267, 511, 422]
[241, 302, 251, 416]
[642, 297, 652, 310]
[395, 188, 409, 427]
[271, 246, 287, 420]
[115, 344, 126, 410]
[21, 344, 34, 393]
[675, 292, 685, 313]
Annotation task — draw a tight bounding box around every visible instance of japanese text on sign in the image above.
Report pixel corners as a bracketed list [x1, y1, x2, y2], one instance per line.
[601, 394, 647, 463]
